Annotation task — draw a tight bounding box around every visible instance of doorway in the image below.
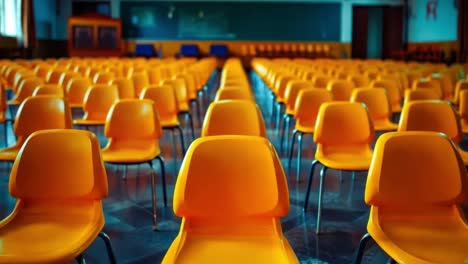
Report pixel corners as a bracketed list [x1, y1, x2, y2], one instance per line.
[352, 5, 404, 59]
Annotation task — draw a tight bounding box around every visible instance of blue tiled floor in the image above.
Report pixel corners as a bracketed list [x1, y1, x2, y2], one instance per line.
[1, 69, 462, 263]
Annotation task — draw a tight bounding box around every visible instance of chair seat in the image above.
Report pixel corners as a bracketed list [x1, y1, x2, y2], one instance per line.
[73, 119, 106, 126]
[295, 121, 315, 134]
[0, 201, 104, 263]
[461, 121, 468, 134]
[101, 144, 161, 164]
[160, 117, 180, 128]
[179, 101, 189, 112]
[315, 146, 373, 170]
[0, 144, 21, 161]
[163, 234, 298, 264]
[373, 119, 398, 131]
[368, 207, 468, 264]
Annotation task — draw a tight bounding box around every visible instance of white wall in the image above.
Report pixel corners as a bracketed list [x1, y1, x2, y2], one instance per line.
[407, 0, 458, 42]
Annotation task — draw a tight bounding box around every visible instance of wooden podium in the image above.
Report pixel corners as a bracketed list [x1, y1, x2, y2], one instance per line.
[68, 13, 122, 57]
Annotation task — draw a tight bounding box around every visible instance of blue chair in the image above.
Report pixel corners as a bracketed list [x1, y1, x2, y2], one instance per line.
[179, 44, 199, 57]
[209, 44, 228, 57]
[135, 44, 156, 57]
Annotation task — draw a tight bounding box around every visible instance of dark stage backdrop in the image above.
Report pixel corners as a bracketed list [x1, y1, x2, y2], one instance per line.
[120, 1, 341, 41]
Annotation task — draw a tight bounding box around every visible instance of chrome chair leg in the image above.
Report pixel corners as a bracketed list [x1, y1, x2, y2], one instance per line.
[353, 233, 373, 264]
[156, 156, 167, 207]
[279, 114, 287, 153]
[304, 160, 320, 211]
[98, 232, 118, 264]
[296, 132, 303, 181]
[148, 161, 158, 231]
[175, 126, 186, 155]
[287, 130, 298, 169]
[122, 165, 127, 181]
[75, 254, 86, 264]
[316, 166, 328, 234]
[185, 112, 195, 141]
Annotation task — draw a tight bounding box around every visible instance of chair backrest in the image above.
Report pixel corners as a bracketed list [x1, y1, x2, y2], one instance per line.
[348, 74, 369, 88]
[370, 79, 402, 111]
[214, 87, 253, 101]
[365, 131, 466, 207]
[93, 71, 115, 84]
[398, 100, 462, 144]
[351, 88, 392, 122]
[459, 90, 468, 122]
[275, 75, 296, 98]
[174, 135, 289, 218]
[46, 69, 65, 84]
[105, 99, 162, 140]
[140, 85, 179, 124]
[13, 77, 43, 103]
[163, 78, 188, 107]
[314, 102, 374, 146]
[14, 96, 73, 142]
[131, 71, 150, 97]
[453, 80, 468, 105]
[412, 79, 442, 99]
[67, 78, 92, 106]
[327, 80, 354, 101]
[284, 80, 313, 112]
[32, 84, 64, 97]
[294, 88, 333, 126]
[403, 89, 439, 104]
[110, 78, 135, 99]
[82, 84, 119, 121]
[10, 129, 108, 200]
[202, 100, 266, 137]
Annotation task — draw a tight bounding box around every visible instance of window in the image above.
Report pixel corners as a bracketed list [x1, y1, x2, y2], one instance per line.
[0, 0, 22, 39]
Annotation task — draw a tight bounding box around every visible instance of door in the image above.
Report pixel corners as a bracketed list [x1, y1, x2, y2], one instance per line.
[352, 6, 369, 59]
[382, 6, 404, 59]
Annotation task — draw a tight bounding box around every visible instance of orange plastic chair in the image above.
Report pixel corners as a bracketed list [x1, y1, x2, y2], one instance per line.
[45, 68, 65, 84]
[162, 78, 195, 140]
[0, 129, 116, 263]
[101, 99, 166, 229]
[162, 136, 299, 264]
[312, 75, 332, 89]
[214, 87, 254, 101]
[287, 89, 333, 180]
[459, 90, 468, 134]
[66, 78, 92, 108]
[32, 84, 64, 97]
[74, 84, 119, 126]
[354, 131, 468, 264]
[348, 74, 369, 88]
[110, 78, 135, 99]
[131, 71, 150, 97]
[304, 102, 374, 233]
[351, 88, 398, 131]
[140, 85, 186, 160]
[398, 100, 468, 166]
[8, 77, 43, 105]
[326, 80, 354, 101]
[93, 71, 115, 84]
[202, 100, 266, 137]
[370, 79, 402, 113]
[278, 81, 313, 153]
[453, 80, 468, 105]
[403, 89, 439, 105]
[0, 96, 72, 162]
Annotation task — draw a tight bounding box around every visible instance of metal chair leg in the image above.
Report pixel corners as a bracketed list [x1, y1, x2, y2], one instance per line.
[353, 233, 373, 264]
[296, 132, 303, 181]
[3, 122, 7, 147]
[185, 112, 195, 141]
[285, 116, 292, 153]
[171, 129, 178, 161]
[304, 160, 320, 211]
[195, 99, 202, 128]
[98, 232, 118, 264]
[75, 254, 86, 264]
[316, 166, 328, 234]
[122, 165, 127, 181]
[156, 156, 167, 207]
[287, 130, 298, 169]
[175, 126, 186, 155]
[279, 114, 287, 153]
[148, 161, 158, 230]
